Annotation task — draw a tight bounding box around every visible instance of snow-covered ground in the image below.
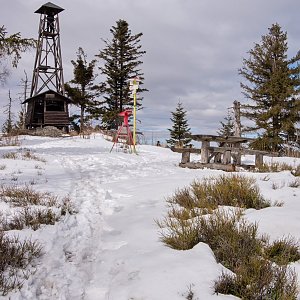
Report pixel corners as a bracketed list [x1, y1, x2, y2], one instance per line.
[0, 134, 299, 300]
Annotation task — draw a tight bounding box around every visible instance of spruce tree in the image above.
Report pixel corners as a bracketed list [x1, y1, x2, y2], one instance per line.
[96, 19, 146, 129]
[217, 110, 235, 137]
[239, 23, 300, 152]
[15, 110, 25, 131]
[2, 90, 14, 134]
[0, 26, 35, 83]
[65, 48, 101, 133]
[167, 102, 191, 147]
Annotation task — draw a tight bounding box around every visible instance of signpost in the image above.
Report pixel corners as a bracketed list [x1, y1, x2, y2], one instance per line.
[129, 76, 140, 145]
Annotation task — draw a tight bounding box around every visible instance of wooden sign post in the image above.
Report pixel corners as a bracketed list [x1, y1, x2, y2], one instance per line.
[129, 77, 140, 145]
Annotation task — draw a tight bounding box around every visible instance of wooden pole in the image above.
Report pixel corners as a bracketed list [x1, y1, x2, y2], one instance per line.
[255, 154, 263, 167]
[233, 100, 242, 165]
[133, 90, 136, 145]
[181, 151, 190, 164]
[233, 100, 241, 137]
[222, 150, 231, 164]
[201, 141, 210, 163]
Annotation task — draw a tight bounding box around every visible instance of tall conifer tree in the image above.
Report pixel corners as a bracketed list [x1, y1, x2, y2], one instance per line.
[2, 90, 14, 134]
[96, 19, 146, 129]
[217, 110, 235, 137]
[167, 102, 191, 147]
[0, 26, 35, 83]
[65, 48, 100, 133]
[239, 23, 300, 151]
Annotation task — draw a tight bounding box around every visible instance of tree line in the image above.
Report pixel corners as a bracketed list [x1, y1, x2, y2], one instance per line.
[168, 23, 300, 153]
[1, 19, 146, 133]
[1, 20, 299, 153]
[65, 19, 146, 132]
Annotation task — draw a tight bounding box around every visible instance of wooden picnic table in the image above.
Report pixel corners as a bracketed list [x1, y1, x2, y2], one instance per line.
[171, 134, 277, 171]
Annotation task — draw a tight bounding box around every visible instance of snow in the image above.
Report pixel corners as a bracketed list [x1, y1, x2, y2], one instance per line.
[0, 134, 299, 300]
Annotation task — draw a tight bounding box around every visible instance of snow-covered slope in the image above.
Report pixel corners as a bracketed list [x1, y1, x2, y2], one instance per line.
[0, 134, 299, 300]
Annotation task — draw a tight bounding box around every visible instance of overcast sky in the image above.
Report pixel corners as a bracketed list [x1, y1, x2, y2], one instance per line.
[1, 0, 300, 134]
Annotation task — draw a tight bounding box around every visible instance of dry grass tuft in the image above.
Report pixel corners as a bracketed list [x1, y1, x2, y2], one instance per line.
[288, 179, 300, 188]
[157, 174, 300, 299]
[256, 161, 300, 176]
[0, 184, 57, 207]
[0, 185, 76, 295]
[2, 149, 46, 163]
[0, 185, 77, 230]
[264, 237, 300, 265]
[167, 174, 270, 212]
[21, 150, 46, 163]
[2, 152, 18, 159]
[291, 165, 300, 177]
[215, 259, 298, 299]
[0, 231, 42, 295]
[2, 208, 59, 231]
[0, 136, 20, 147]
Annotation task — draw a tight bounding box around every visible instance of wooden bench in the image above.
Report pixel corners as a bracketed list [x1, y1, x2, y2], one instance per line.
[171, 134, 277, 171]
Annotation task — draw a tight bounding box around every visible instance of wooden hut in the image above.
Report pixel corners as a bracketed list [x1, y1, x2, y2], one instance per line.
[23, 90, 72, 131]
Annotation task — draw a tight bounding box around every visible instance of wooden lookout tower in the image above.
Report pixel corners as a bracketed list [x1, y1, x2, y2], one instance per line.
[24, 2, 73, 130]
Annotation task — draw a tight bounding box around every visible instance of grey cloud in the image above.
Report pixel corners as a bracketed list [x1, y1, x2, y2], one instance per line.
[1, 0, 299, 135]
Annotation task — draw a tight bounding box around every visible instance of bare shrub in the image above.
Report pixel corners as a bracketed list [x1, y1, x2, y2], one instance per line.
[21, 150, 46, 163]
[288, 179, 300, 188]
[158, 174, 300, 299]
[2, 152, 18, 159]
[158, 174, 271, 251]
[166, 175, 270, 211]
[33, 126, 63, 137]
[282, 148, 300, 158]
[273, 200, 284, 207]
[0, 184, 76, 295]
[272, 182, 281, 190]
[215, 259, 298, 299]
[199, 210, 264, 270]
[156, 215, 200, 250]
[220, 175, 269, 208]
[0, 185, 58, 207]
[183, 284, 196, 300]
[0, 186, 76, 230]
[2, 149, 46, 162]
[265, 237, 300, 265]
[158, 206, 300, 298]
[0, 231, 42, 295]
[261, 174, 270, 181]
[167, 188, 196, 210]
[256, 162, 295, 173]
[0, 136, 20, 147]
[60, 196, 77, 215]
[3, 208, 59, 231]
[291, 165, 300, 177]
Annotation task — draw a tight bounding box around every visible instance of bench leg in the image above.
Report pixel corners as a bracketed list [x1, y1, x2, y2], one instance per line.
[214, 153, 222, 163]
[181, 151, 190, 164]
[255, 154, 263, 167]
[222, 150, 231, 164]
[201, 141, 209, 163]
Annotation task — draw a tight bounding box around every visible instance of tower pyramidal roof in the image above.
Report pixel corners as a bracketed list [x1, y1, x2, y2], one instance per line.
[35, 2, 64, 15]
